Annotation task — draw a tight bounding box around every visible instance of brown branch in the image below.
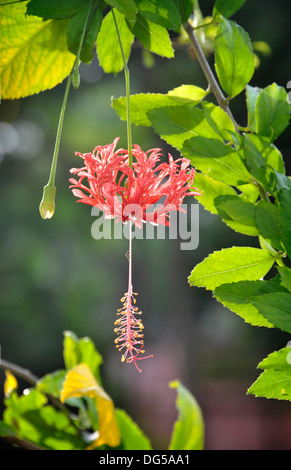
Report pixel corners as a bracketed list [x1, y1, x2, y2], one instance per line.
[0, 359, 39, 386]
[2, 436, 45, 451]
[183, 21, 239, 132]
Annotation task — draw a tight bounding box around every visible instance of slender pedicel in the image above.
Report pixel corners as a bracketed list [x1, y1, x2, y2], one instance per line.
[112, 8, 132, 167]
[40, 1, 93, 219]
[39, 72, 72, 219]
[114, 222, 153, 372]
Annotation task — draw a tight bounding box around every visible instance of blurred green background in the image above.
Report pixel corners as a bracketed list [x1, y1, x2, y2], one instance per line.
[1, 0, 291, 450]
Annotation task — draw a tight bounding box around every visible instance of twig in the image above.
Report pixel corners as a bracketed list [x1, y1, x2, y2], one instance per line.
[0, 359, 81, 439]
[2, 436, 45, 451]
[183, 21, 239, 132]
[0, 359, 38, 386]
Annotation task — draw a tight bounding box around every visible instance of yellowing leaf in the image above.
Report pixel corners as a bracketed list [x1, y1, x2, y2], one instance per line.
[0, 2, 75, 99]
[60, 364, 121, 448]
[60, 363, 108, 401]
[87, 397, 120, 449]
[4, 370, 18, 397]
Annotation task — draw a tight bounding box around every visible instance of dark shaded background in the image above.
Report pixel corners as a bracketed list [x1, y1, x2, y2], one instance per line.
[0, 0, 291, 450]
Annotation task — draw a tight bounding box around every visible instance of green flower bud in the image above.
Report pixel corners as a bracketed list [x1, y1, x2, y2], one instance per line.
[39, 184, 56, 219]
[72, 70, 80, 89]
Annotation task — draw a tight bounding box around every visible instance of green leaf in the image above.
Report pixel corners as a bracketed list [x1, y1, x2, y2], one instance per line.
[0, 0, 25, 3]
[96, 9, 134, 73]
[214, 277, 287, 327]
[26, 0, 85, 19]
[215, 18, 255, 99]
[148, 106, 218, 149]
[63, 331, 103, 384]
[201, 102, 237, 141]
[214, 195, 259, 236]
[257, 348, 291, 372]
[248, 348, 291, 401]
[255, 200, 282, 251]
[37, 370, 67, 398]
[66, 3, 103, 64]
[134, 0, 182, 31]
[130, 12, 174, 58]
[252, 292, 291, 334]
[115, 409, 152, 450]
[189, 247, 275, 291]
[213, 0, 247, 19]
[4, 388, 47, 413]
[28, 0, 103, 64]
[237, 183, 260, 204]
[0, 3, 75, 99]
[182, 136, 252, 186]
[255, 83, 290, 142]
[259, 235, 278, 257]
[245, 85, 262, 132]
[277, 266, 291, 294]
[249, 369, 291, 401]
[4, 389, 86, 450]
[193, 172, 238, 215]
[0, 421, 18, 438]
[278, 188, 291, 259]
[105, 0, 136, 21]
[274, 171, 291, 192]
[112, 85, 207, 127]
[244, 133, 285, 175]
[174, 0, 194, 22]
[242, 134, 272, 191]
[167, 84, 207, 102]
[169, 380, 204, 450]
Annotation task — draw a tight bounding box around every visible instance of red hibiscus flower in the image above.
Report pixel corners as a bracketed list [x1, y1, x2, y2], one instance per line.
[69, 138, 200, 228]
[69, 139, 200, 372]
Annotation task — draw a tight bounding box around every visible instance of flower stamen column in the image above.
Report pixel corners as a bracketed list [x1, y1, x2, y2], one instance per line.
[114, 221, 153, 373]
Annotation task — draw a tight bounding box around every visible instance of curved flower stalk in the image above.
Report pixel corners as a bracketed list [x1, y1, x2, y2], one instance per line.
[69, 139, 200, 372]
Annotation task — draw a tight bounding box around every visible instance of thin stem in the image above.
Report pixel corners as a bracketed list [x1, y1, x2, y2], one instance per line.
[112, 9, 133, 166]
[126, 220, 133, 354]
[183, 21, 239, 132]
[49, 0, 93, 182]
[39, 68, 74, 218]
[0, 359, 38, 386]
[40, 4, 93, 219]
[127, 221, 133, 295]
[276, 257, 285, 267]
[72, 0, 93, 89]
[2, 436, 45, 450]
[258, 184, 270, 202]
[193, 20, 215, 31]
[47, 73, 72, 188]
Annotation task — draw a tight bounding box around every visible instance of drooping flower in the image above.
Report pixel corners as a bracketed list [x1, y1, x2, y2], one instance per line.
[69, 137, 200, 228]
[69, 139, 200, 372]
